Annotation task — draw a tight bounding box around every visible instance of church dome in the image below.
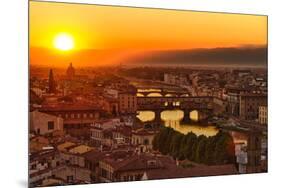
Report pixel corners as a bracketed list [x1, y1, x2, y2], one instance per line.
[66, 63, 75, 79]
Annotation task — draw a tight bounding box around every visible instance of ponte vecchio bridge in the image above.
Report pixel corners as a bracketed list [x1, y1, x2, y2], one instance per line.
[137, 94, 266, 173]
[136, 96, 214, 123]
[137, 88, 190, 97]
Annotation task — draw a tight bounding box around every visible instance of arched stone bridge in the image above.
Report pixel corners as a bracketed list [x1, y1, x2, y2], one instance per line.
[137, 88, 190, 97]
[137, 96, 214, 123]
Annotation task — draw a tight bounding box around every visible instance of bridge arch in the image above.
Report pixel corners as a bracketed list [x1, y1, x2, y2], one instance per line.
[160, 109, 184, 121]
[165, 93, 177, 97]
[137, 93, 145, 97]
[189, 110, 199, 121]
[180, 94, 189, 97]
[147, 92, 162, 97]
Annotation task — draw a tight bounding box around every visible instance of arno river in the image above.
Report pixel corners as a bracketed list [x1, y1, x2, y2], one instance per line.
[136, 109, 248, 144]
[137, 109, 219, 137]
[135, 88, 248, 144]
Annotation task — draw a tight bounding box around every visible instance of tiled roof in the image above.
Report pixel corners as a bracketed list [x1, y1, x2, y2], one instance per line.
[132, 129, 155, 136]
[29, 149, 56, 161]
[113, 126, 132, 137]
[102, 154, 164, 172]
[144, 163, 238, 180]
[40, 103, 100, 112]
[82, 150, 105, 163]
[57, 142, 76, 151]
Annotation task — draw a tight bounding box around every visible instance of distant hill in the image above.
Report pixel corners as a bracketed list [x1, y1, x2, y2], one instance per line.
[29, 47, 136, 67]
[125, 47, 267, 67]
[30, 46, 267, 68]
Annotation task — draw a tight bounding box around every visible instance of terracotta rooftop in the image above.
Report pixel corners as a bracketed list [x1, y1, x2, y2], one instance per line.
[68, 144, 93, 154]
[101, 153, 164, 172]
[240, 93, 267, 97]
[132, 129, 156, 136]
[113, 126, 132, 137]
[143, 163, 238, 180]
[29, 149, 56, 161]
[57, 142, 76, 152]
[40, 103, 100, 112]
[82, 150, 105, 163]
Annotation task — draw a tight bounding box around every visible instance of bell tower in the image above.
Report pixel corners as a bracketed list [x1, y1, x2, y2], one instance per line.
[66, 62, 75, 79]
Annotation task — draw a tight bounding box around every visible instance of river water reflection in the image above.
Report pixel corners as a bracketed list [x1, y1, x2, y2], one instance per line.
[137, 109, 219, 137]
[137, 109, 248, 144]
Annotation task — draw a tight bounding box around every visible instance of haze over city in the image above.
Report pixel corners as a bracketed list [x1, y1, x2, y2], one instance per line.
[30, 1, 267, 68]
[29, 1, 267, 187]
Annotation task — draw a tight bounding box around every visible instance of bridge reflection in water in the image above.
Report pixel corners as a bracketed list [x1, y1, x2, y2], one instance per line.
[136, 109, 219, 137]
[137, 91, 189, 98]
[147, 93, 162, 97]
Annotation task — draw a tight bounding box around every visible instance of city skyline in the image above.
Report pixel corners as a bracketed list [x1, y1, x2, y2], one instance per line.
[29, 1, 267, 187]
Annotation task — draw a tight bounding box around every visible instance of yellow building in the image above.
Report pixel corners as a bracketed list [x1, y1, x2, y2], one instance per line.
[118, 87, 137, 114]
[259, 106, 268, 125]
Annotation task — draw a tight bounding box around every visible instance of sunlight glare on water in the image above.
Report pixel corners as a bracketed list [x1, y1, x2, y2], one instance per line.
[137, 109, 219, 137]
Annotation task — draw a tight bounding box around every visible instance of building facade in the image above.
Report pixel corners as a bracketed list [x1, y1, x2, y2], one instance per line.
[239, 94, 267, 120]
[118, 91, 137, 114]
[164, 73, 187, 86]
[48, 69, 56, 93]
[131, 129, 155, 153]
[258, 106, 268, 125]
[30, 110, 64, 135]
[39, 104, 101, 138]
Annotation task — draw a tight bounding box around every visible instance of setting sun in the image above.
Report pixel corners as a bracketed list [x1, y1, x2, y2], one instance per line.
[54, 33, 74, 51]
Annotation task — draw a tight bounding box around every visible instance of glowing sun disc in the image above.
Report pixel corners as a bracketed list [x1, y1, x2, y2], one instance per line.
[54, 34, 74, 51]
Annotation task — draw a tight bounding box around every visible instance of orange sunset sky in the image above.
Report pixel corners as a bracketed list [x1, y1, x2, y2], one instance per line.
[29, 1, 267, 67]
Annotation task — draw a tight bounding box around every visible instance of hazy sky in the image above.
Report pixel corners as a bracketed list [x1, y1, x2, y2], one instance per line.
[29, 1, 267, 67]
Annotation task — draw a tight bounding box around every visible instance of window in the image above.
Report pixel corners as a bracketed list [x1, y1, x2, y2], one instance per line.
[48, 121, 54, 130]
[144, 139, 149, 145]
[101, 169, 107, 178]
[67, 175, 74, 182]
[123, 175, 128, 181]
[135, 174, 142, 181]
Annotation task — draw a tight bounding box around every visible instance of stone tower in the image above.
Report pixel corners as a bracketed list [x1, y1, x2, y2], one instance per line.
[66, 62, 75, 80]
[48, 69, 56, 93]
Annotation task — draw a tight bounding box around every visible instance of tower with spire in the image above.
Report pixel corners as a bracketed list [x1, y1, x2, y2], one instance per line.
[66, 62, 75, 80]
[48, 69, 56, 93]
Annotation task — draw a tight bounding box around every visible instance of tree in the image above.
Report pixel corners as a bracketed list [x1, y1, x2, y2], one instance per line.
[181, 132, 197, 160]
[204, 136, 216, 165]
[152, 133, 160, 150]
[152, 127, 235, 165]
[170, 132, 184, 158]
[195, 135, 208, 163]
[213, 131, 235, 164]
[162, 128, 175, 154]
